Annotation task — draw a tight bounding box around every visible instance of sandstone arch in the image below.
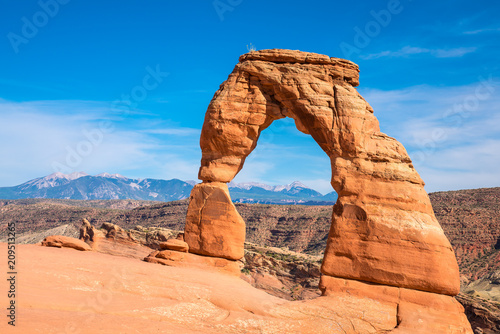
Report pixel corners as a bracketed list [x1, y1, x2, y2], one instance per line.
[184, 49, 460, 296]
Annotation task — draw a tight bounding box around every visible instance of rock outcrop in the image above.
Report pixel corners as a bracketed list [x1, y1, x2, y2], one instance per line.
[183, 49, 470, 331]
[144, 249, 241, 275]
[159, 239, 189, 252]
[457, 294, 500, 334]
[90, 222, 153, 260]
[41, 235, 92, 251]
[79, 218, 95, 242]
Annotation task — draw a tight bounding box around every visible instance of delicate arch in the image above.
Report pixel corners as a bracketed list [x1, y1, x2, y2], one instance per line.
[184, 49, 460, 296]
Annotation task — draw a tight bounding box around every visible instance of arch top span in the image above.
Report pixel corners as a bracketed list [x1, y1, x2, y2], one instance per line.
[185, 49, 461, 297]
[198, 49, 375, 183]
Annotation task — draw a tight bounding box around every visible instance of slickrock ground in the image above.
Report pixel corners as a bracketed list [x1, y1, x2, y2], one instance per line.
[0, 243, 472, 333]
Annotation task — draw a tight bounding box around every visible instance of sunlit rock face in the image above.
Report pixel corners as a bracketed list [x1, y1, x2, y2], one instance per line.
[185, 50, 471, 333]
[186, 49, 459, 296]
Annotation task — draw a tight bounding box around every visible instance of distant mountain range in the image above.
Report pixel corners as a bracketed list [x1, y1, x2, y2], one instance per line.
[0, 172, 337, 205]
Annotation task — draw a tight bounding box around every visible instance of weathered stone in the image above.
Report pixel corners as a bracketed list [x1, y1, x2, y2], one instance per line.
[184, 182, 245, 260]
[79, 218, 95, 242]
[144, 249, 241, 276]
[159, 239, 189, 252]
[101, 222, 136, 242]
[189, 49, 460, 296]
[41, 235, 92, 251]
[91, 225, 152, 260]
[144, 229, 174, 249]
[319, 275, 472, 333]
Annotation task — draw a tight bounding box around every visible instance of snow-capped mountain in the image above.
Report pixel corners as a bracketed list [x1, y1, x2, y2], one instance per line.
[0, 172, 192, 201]
[228, 180, 336, 204]
[0, 173, 337, 204]
[19, 172, 89, 190]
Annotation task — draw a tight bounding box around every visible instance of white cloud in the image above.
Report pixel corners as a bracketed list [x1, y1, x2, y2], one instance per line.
[232, 160, 275, 185]
[360, 78, 500, 192]
[464, 28, 500, 35]
[0, 99, 201, 186]
[361, 46, 477, 60]
[143, 128, 200, 136]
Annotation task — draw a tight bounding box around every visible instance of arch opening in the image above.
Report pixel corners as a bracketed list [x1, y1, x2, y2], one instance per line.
[230, 116, 334, 199]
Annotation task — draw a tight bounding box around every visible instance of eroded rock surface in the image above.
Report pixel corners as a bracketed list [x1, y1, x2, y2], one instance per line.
[41, 235, 92, 251]
[88, 222, 153, 260]
[185, 49, 459, 294]
[183, 49, 470, 332]
[79, 218, 95, 242]
[185, 182, 245, 260]
[159, 239, 189, 252]
[3, 244, 471, 334]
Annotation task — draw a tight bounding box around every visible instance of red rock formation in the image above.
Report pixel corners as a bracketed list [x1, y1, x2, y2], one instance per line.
[79, 218, 95, 242]
[144, 249, 241, 275]
[159, 239, 189, 252]
[185, 182, 245, 260]
[184, 49, 460, 296]
[41, 235, 92, 251]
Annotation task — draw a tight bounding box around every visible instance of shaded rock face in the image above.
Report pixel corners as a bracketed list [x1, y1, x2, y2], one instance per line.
[184, 49, 460, 296]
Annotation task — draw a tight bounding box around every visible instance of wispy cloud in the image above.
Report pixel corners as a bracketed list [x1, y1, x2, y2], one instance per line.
[361, 46, 477, 60]
[0, 99, 201, 186]
[360, 77, 500, 192]
[464, 27, 500, 35]
[297, 179, 333, 195]
[232, 161, 275, 185]
[143, 128, 200, 136]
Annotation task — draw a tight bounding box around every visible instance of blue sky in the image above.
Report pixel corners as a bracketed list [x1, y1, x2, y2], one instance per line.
[0, 0, 499, 193]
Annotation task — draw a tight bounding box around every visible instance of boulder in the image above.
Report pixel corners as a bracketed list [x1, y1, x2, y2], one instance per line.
[41, 235, 92, 251]
[159, 239, 189, 252]
[101, 222, 136, 242]
[144, 229, 173, 248]
[184, 182, 245, 260]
